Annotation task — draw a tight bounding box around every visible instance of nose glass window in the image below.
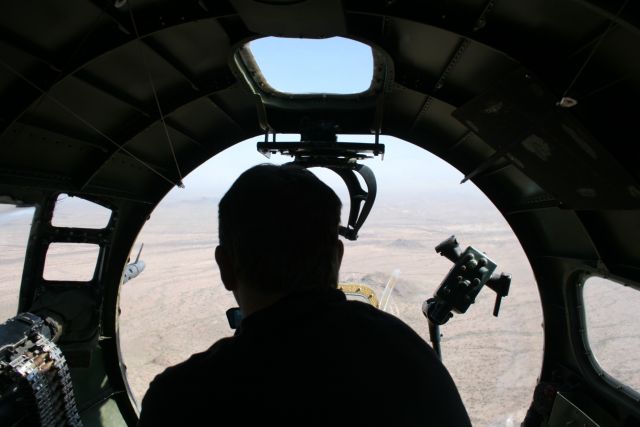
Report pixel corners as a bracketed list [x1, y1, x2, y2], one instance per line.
[117, 136, 543, 427]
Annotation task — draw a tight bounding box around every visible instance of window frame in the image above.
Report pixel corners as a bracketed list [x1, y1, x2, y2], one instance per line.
[232, 36, 393, 109]
[577, 273, 640, 401]
[43, 242, 102, 283]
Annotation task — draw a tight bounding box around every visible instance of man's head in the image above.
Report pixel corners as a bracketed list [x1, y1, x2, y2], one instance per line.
[216, 164, 343, 302]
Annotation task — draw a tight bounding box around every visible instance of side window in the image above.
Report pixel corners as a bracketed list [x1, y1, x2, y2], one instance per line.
[52, 194, 111, 229]
[583, 276, 640, 393]
[43, 243, 101, 282]
[0, 205, 35, 319]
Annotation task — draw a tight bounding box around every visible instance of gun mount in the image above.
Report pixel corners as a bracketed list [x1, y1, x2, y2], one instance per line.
[257, 122, 383, 241]
[423, 236, 511, 360]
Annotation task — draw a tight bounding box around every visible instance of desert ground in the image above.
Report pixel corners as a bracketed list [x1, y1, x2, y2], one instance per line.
[1, 193, 637, 426]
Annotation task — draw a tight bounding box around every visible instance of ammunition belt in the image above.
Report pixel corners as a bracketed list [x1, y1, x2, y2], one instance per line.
[0, 314, 82, 427]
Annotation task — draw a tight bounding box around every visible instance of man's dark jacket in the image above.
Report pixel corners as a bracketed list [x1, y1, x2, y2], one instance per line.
[139, 288, 471, 426]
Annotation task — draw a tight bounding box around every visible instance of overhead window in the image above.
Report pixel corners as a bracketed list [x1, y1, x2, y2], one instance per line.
[52, 194, 111, 229]
[43, 243, 100, 282]
[245, 36, 374, 94]
[583, 276, 640, 393]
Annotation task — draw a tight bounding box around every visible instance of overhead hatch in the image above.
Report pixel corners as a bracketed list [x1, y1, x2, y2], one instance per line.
[246, 36, 374, 95]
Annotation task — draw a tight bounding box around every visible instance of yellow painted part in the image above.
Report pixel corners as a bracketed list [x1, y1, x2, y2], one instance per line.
[338, 283, 379, 308]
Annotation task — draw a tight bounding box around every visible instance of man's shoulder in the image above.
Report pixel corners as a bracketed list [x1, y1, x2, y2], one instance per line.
[330, 299, 442, 360]
[142, 336, 237, 402]
[338, 299, 424, 336]
[138, 336, 237, 425]
[153, 336, 237, 384]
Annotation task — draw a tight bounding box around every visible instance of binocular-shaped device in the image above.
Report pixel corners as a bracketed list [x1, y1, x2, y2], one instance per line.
[423, 236, 511, 325]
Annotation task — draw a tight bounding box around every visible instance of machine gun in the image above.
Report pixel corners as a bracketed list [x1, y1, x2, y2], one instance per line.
[423, 235, 511, 360]
[0, 313, 82, 426]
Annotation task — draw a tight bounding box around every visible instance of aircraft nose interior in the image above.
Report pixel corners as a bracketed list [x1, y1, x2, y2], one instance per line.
[1, 0, 639, 426]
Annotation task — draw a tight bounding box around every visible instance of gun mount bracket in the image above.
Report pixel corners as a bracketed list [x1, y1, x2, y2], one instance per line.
[257, 128, 384, 241]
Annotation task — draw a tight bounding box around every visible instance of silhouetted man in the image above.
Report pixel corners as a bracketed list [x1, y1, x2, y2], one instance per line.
[139, 164, 471, 426]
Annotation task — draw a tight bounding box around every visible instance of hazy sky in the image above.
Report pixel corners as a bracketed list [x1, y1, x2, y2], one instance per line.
[171, 134, 481, 202]
[248, 36, 373, 94]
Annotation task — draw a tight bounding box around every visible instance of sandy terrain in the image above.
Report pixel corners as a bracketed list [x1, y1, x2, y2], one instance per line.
[1, 195, 637, 426]
[116, 195, 545, 427]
